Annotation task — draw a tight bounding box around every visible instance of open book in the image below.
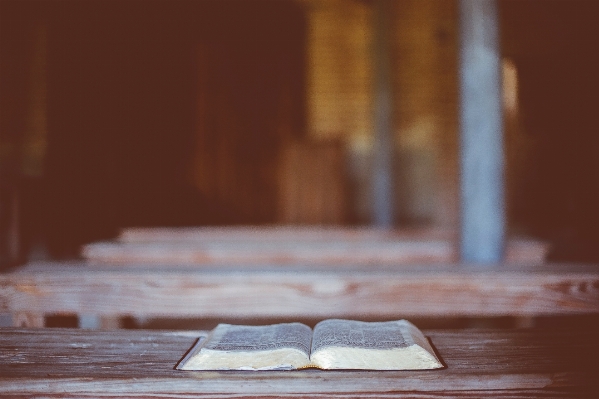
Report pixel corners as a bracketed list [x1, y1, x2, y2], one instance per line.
[177, 319, 443, 370]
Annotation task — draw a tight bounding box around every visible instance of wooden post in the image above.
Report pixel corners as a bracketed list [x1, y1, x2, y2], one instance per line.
[12, 312, 44, 328]
[372, 0, 394, 228]
[458, 0, 505, 264]
[0, 170, 21, 269]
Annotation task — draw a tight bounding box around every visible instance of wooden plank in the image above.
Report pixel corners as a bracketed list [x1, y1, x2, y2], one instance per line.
[0, 328, 596, 397]
[278, 140, 347, 224]
[1, 262, 597, 320]
[82, 239, 458, 264]
[85, 227, 549, 264]
[118, 226, 453, 243]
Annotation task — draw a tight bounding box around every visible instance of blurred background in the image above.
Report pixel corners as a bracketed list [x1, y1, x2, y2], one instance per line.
[1, 0, 598, 264]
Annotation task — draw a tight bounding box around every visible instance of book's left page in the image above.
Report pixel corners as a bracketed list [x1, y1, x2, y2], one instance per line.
[176, 323, 313, 370]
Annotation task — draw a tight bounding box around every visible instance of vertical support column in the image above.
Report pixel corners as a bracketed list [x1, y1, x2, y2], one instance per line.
[12, 312, 45, 328]
[459, 0, 505, 263]
[372, 0, 394, 228]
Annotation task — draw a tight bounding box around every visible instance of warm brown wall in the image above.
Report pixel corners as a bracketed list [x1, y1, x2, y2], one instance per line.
[305, 0, 373, 142]
[393, 0, 459, 227]
[302, 0, 373, 224]
[304, 0, 460, 227]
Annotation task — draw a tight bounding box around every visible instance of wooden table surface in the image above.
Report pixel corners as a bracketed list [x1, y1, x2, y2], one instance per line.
[1, 327, 597, 398]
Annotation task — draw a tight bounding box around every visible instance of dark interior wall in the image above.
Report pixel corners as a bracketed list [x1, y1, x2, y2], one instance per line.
[517, 59, 599, 254]
[45, 1, 190, 250]
[0, 0, 42, 264]
[43, 0, 200, 256]
[501, 0, 599, 261]
[192, 1, 306, 224]
[1, 0, 306, 258]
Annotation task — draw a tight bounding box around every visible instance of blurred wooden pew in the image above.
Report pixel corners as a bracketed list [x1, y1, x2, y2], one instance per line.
[1, 261, 597, 328]
[81, 226, 549, 265]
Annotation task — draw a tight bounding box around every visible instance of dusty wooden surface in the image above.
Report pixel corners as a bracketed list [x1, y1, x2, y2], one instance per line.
[82, 239, 459, 264]
[118, 226, 455, 242]
[1, 262, 597, 323]
[82, 227, 548, 264]
[0, 327, 597, 398]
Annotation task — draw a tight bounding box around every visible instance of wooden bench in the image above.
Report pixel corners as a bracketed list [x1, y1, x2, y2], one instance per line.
[0, 327, 597, 398]
[1, 262, 597, 328]
[81, 226, 550, 264]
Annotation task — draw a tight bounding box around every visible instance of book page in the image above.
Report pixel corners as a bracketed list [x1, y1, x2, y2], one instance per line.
[177, 323, 313, 370]
[204, 322, 312, 357]
[310, 319, 442, 370]
[311, 319, 409, 352]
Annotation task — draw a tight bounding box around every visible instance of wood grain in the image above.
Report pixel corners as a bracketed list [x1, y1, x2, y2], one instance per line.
[0, 328, 597, 398]
[118, 226, 455, 242]
[1, 262, 597, 321]
[82, 239, 458, 264]
[278, 140, 347, 224]
[82, 227, 549, 264]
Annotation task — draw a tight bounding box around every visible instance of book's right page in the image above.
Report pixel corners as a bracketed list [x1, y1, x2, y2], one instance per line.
[309, 319, 443, 370]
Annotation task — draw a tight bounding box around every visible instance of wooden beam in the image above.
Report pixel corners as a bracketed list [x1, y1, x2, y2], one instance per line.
[372, 0, 394, 227]
[458, 0, 505, 264]
[1, 263, 597, 321]
[82, 228, 549, 264]
[82, 239, 457, 264]
[118, 226, 449, 243]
